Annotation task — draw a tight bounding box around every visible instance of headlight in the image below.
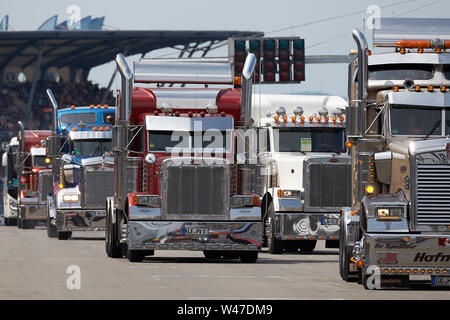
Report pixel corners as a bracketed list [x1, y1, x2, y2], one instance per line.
[136, 195, 160, 207]
[277, 189, 301, 198]
[375, 207, 404, 221]
[230, 195, 259, 208]
[62, 194, 80, 203]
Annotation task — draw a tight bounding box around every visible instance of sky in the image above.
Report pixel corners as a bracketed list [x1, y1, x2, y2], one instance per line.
[2, 0, 450, 98]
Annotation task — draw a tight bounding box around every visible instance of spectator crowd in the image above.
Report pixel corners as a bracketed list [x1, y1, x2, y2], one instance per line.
[0, 80, 114, 147]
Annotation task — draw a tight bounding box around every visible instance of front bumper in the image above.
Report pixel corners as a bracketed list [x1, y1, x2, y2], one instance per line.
[56, 209, 106, 231]
[127, 221, 262, 251]
[20, 204, 46, 221]
[359, 233, 450, 275]
[276, 212, 340, 240]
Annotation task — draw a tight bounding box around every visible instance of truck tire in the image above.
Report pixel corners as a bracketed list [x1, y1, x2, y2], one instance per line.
[127, 250, 146, 263]
[47, 205, 57, 238]
[57, 231, 72, 240]
[22, 220, 33, 229]
[298, 240, 317, 253]
[266, 203, 283, 254]
[17, 217, 23, 229]
[339, 215, 357, 282]
[5, 218, 17, 226]
[240, 251, 258, 263]
[105, 207, 122, 258]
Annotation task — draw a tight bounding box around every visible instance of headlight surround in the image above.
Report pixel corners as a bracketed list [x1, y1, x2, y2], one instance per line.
[136, 195, 160, 207]
[230, 195, 259, 208]
[278, 189, 301, 198]
[369, 206, 405, 221]
[62, 194, 80, 203]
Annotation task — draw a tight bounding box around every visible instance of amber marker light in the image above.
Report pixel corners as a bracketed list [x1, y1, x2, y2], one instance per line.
[345, 141, 353, 148]
[415, 85, 421, 92]
[365, 185, 375, 194]
[441, 85, 447, 93]
[428, 85, 434, 92]
[393, 86, 399, 92]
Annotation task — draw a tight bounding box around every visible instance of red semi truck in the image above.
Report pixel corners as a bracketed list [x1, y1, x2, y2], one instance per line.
[106, 54, 263, 262]
[16, 121, 52, 229]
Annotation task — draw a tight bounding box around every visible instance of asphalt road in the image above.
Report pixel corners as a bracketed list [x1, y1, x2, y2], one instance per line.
[0, 225, 449, 300]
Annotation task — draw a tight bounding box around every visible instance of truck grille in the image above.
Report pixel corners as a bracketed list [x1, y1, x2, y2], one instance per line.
[415, 164, 450, 225]
[304, 158, 351, 211]
[81, 169, 114, 209]
[38, 170, 53, 203]
[164, 165, 228, 217]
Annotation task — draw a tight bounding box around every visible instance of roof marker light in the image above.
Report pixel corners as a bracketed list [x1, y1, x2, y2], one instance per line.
[415, 85, 421, 92]
[90, 104, 94, 109]
[441, 85, 447, 93]
[70, 105, 76, 109]
[428, 85, 434, 92]
[97, 104, 101, 109]
[104, 104, 108, 108]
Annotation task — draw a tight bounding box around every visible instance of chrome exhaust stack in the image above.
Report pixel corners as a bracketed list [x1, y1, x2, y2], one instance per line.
[46, 89, 59, 135]
[241, 53, 257, 128]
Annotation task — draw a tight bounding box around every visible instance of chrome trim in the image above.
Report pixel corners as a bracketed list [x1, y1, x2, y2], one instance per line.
[373, 18, 450, 47]
[278, 212, 340, 239]
[127, 221, 262, 250]
[116, 53, 133, 122]
[229, 207, 261, 221]
[129, 206, 161, 220]
[69, 131, 112, 140]
[134, 58, 233, 84]
[46, 88, 59, 134]
[145, 116, 233, 132]
[278, 198, 303, 212]
[387, 92, 450, 108]
[56, 209, 106, 231]
[151, 88, 221, 110]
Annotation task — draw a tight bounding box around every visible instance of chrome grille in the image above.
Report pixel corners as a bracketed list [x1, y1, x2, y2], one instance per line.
[164, 165, 228, 217]
[304, 158, 351, 212]
[415, 164, 450, 225]
[81, 169, 114, 209]
[38, 170, 53, 203]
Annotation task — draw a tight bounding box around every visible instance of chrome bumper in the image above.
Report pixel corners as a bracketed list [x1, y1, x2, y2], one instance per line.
[56, 209, 106, 231]
[358, 233, 450, 275]
[20, 204, 46, 221]
[276, 212, 340, 240]
[127, 221, 262, 251]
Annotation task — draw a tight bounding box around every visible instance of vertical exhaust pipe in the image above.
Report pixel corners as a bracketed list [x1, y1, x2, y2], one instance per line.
[46, 89, 59, 135]
[115, 53, 133, 122]
[241, 53, 257, 128]
[347, 28, 369, 137]
[17, 121, 25, 153]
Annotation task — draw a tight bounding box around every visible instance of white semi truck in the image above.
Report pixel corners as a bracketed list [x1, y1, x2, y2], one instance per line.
[2, 137, 19, 226]
[253, 94, 351, 253]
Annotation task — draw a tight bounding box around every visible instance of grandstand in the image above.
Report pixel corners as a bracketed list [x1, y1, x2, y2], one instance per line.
[0, 14, 262, 145]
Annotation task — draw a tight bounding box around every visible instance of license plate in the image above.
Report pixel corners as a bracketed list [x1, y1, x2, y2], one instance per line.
[432, 276, 450, 287]
[185, 227, 209, 236]
[321, 218, 339, 226]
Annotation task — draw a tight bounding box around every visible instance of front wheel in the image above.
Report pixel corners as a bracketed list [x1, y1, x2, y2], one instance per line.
[339, 215, 357, 282]
[47, 205, 57, 238]
[127, 250, 146, 263]
[265, 203, 283, 254]
[105, 206, 122, 258]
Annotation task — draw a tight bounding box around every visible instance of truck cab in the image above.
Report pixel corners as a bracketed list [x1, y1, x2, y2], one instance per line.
[253, 94, 351, 253]
[44, 98, 115, 240]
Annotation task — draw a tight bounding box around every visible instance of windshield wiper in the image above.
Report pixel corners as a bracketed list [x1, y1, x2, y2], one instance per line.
[89, 146, 101, 157]
[423, 120, 441, 140]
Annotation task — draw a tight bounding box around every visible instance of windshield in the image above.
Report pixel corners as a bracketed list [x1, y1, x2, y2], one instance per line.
[275, 128, 345, 153]
[71, 139, 112, 157]
[369, 64, 434, 80]
[60, 112, 97, 125]
[444, 65, 450, 80]
[32, 156, 49, 168]
[148, 130, 231, 152]
[390, 105, 442, 136]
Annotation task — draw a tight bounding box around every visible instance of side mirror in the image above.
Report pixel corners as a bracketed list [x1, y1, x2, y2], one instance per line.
[46, 136, 61, 158]
[144, 153, 156, 164]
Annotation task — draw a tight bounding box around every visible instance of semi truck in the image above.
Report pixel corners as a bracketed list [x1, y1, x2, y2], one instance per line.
[15, 122, 52, 229]
[340, 18, 450, 289]
[2, 136, 19, 225]
[106, 53, 262, 262]
[45, 91, 115, 240]
[252, 94, 351, 254]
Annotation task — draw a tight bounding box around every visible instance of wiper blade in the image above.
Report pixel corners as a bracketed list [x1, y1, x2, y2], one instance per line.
[423, 120, 441, 140]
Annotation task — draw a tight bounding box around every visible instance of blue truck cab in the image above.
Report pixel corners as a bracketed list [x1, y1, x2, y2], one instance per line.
[46, 103, 116, 240]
